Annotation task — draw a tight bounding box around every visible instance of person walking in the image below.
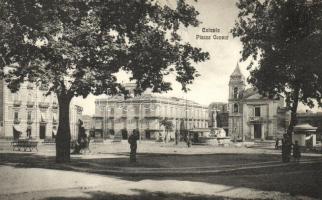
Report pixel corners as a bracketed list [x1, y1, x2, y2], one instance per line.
[187, 132, 191, 148]
[293, 140, 301, 163]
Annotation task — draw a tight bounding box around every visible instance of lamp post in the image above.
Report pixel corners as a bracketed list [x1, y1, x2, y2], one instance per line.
[35, 84, 38, 139]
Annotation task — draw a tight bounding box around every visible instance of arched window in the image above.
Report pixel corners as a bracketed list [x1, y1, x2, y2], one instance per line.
[233, 103, 239, 113]
[233, 87, 238, 99]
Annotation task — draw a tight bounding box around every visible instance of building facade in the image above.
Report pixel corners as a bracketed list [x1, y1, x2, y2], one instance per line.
[0, 80, 83, 140]
[95, 84, 209, 140]
[228, 63, 288, 141]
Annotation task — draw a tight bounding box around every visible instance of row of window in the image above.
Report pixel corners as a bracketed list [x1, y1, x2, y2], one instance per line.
[101, 105, 208, 119]
[109, 121, 208, 129]
[12, 111, 57, 122]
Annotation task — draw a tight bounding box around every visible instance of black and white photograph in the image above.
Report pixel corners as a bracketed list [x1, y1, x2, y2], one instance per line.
[0, 0, 322, 199]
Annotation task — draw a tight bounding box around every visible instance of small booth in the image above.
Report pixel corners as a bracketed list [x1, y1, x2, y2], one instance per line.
[293, 123, 317, 148]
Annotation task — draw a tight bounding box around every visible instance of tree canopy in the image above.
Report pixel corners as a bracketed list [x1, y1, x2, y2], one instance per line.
[160, 118, 174, 131]
[232, 0, 322, 135]
[0, 0, 209, 162]
[0, 0, 209, 96]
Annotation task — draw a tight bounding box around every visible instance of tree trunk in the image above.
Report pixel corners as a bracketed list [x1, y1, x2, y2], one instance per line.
[56, 94, 72, 163]
[286, 88, 300, 141]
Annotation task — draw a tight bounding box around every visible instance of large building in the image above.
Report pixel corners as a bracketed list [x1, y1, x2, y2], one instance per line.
[95, 84, 209, 140]
[228, 63, 288, 141]
[0, 80, 83, 140]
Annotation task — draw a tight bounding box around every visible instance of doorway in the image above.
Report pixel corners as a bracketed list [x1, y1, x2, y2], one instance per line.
[39, 124, 46, 139]
[254, 124, 262, 139]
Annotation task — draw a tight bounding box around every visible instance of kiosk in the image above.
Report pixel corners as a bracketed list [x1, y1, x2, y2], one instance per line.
[293, 123, 317, 148]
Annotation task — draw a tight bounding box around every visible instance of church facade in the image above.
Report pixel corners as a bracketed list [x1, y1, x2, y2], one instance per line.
[228, 64, 289, 141]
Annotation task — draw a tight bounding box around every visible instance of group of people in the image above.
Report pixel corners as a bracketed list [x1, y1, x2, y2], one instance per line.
[277, 134, 301, 163]
[73, 124, 302, 163]
[72, 120, 89, 154]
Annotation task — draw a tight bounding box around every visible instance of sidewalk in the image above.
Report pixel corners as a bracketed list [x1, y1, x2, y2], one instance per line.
[0, 164, 320, 200]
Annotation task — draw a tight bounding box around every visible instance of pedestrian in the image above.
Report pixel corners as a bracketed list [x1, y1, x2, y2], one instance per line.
[175, 130, 179, 145]
[72, 120, 86, 154]
[293, 140, 301, 163]
[187, 132, 191, 148]
[275, 138, 279, 149]
[128, 130, 139, 162]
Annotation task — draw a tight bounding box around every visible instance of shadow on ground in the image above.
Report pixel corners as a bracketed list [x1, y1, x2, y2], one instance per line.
[42, 189, 244, 200]
[0, 152, 321, 199]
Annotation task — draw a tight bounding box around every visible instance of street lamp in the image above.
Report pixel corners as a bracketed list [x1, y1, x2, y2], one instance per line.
[104, 103, 111, 140]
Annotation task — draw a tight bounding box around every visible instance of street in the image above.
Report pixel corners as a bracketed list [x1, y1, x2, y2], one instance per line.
[0, 140, 321, 200]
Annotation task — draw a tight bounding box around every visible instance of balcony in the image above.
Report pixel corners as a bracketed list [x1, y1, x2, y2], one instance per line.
[13, 100, 22, 107]
[26, 101, 34, 108]
[39, 102, 50, 109]
[27, 119, 33, 125]
[53, 120, 58, 125]
[14, 119, 20, 124]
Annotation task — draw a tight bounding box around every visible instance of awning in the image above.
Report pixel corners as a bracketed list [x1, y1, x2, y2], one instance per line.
[13, 125, 22, 133]
[52, 129, 57, 135]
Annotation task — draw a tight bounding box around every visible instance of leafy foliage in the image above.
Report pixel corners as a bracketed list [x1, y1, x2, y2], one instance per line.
[0, 0, 208, 162]
[232, 0, 322, 134]
[0, 0, 209, 97]
[160, 118, 174, 131]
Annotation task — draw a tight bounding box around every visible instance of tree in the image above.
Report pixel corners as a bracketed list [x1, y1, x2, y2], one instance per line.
[0, 0, 209, 162]
[160, 118, 174, 143]
[232, 0, 322, 141]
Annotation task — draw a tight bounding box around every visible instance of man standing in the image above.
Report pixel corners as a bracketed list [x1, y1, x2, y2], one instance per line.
[128, 130, 139, 162]
[293, 140, 301, 163]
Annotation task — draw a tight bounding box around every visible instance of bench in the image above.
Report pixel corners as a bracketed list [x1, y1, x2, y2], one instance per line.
[12, 139, 38, 152]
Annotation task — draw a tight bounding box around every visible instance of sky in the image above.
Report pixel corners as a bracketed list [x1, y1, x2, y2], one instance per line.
[73, 0, 320, 115]
[74, 0, 246, 115]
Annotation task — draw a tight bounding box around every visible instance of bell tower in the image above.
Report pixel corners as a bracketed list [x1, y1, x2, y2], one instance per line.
[229, 62, 245, 101]
[228, 62, 245, 141]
